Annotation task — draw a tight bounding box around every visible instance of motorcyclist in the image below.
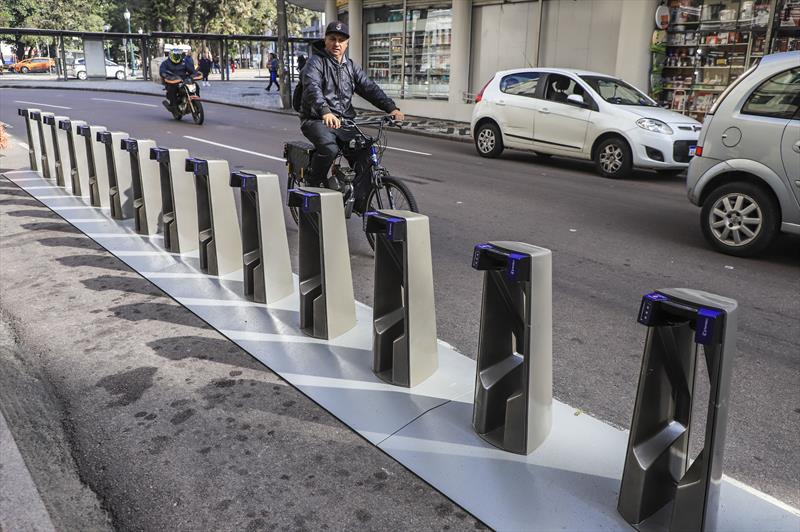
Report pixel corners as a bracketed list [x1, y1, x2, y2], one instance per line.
[159, 49, 199, 112]
[299, 21, 404, 208]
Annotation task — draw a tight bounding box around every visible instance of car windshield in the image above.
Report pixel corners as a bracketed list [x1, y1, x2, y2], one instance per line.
[580, 76, 656, 107]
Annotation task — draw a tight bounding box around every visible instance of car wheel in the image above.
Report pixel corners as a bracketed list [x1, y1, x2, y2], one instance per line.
[20, 66, 29, 74]
[474, 121, 504, 158]
[77, 71, 87, 80]
[700, 181, 779, 257]
[595, 137, 632, 179]
[116, 70, 125, 80]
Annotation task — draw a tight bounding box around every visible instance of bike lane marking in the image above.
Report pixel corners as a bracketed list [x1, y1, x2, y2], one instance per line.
[13, 100, 72, 110]
[91, 97, 158, 108]
[182, 135, 285, 162]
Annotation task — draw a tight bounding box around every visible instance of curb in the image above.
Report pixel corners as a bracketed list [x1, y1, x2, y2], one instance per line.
[0, 83, 474, 145]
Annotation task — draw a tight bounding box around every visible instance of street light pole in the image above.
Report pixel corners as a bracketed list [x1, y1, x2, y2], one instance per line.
[124, 8, 135, 77]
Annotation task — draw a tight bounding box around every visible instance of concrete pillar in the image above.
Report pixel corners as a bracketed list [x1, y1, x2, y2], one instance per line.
[348, 0, 363, 67]
[449, 0, 472, 104]
[325, 0, 338, 27]
[614, 0, 658, 92]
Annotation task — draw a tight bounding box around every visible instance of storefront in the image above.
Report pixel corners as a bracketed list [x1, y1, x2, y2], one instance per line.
[656, 0, 800, 121]
[328, 0, 798, 122]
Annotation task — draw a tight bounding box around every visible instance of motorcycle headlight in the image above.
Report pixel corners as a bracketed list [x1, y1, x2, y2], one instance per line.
[187, 84, 196, 93]
[636, 118, 673, 135]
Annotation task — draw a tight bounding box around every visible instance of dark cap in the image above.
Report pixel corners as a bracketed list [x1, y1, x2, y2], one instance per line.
[325, 21, 350, 38]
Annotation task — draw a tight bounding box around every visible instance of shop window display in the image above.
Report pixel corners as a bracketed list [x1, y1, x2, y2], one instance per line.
[365, 5, 451, 100]
[656, 0, 799, 120]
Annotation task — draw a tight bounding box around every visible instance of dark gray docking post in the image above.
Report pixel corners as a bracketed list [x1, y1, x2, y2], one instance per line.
[618, 288, 738, 532]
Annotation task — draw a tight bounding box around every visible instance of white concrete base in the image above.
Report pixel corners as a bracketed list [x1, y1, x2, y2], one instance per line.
[6, 169, 799, 531]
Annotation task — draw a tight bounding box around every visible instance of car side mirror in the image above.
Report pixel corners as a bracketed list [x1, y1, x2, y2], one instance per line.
[567, 94, 586, 107]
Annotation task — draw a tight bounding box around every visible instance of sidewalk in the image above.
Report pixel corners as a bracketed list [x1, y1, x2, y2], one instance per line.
[0, 79, 473, 142]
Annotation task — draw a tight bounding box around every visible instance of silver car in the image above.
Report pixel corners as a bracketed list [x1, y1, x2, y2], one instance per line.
[687, 51, 800, 257]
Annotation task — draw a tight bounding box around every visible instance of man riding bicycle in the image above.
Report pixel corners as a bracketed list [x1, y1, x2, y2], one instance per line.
[160, 49, 198, 112]
[299, 21, 404, 210]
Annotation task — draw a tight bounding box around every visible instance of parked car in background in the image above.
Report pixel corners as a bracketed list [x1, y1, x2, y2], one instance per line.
[9, 57, 55, 73]
[73, 58, 126, 80]
[471, 68, 701, 179]
[687, 51, 800, 257]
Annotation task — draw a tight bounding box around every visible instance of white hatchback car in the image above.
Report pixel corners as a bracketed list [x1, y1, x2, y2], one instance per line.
[471, 68, 701, 178]
[74, 58, 126, 80]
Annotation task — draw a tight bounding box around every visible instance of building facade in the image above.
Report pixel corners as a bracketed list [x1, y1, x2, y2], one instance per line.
[316, 0, 798, 122]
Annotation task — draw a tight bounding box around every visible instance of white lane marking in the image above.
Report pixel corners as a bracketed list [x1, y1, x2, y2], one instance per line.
[14, 100, 72, 110]
[183, 136, 285, 162]
[385, 146, 431, 156]
[18, 143, 29, 150]
[91, 97, 158, 108]
[722, 475, 800, 516]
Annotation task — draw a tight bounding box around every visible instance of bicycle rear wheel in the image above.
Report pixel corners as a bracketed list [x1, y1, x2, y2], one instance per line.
[364, 174, 418, 250]
[287, 174, 306, 225]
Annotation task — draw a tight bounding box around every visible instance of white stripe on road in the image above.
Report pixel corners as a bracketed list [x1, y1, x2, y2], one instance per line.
[385, 146, 431, 156]
[183, 136, 285, 162]
[91, 97, 158, 108]
[14, 100, 72, 110]
[18, 143, 29, 150]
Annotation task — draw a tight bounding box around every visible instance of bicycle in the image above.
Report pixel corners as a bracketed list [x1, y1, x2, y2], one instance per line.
[284, 116, 418, 249]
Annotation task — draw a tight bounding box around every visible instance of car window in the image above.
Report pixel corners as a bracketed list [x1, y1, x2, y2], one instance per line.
[741, 67, 800, 120]
[580, 75, 657, 107]
[544, 74, 585, 104]
[499, 72, 540, 98]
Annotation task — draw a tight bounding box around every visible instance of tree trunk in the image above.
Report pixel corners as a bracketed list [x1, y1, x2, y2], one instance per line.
[276, 0, 292, 109]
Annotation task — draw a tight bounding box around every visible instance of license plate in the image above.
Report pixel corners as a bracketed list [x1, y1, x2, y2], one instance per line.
[689, 145, 697, 157]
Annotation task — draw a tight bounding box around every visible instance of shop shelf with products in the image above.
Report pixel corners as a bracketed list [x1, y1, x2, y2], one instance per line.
[657, 0, 785, 117]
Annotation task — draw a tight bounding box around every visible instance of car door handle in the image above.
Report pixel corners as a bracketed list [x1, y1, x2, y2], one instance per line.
[538, 108, 550, 114]
[496, 100, 506, 106]
[793, 140, 800, 153]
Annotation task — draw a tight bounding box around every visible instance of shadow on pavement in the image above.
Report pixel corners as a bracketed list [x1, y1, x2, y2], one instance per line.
[146, 335, 267, 372]
[21, 221, 80, 234]
[56, 254, 133, 273]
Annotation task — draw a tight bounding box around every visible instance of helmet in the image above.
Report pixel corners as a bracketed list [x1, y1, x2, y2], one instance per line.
[169, 49, 183, 64]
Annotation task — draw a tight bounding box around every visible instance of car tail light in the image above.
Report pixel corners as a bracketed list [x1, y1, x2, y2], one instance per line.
[475, 77, 493, 103]
[695, 146, 703, 157]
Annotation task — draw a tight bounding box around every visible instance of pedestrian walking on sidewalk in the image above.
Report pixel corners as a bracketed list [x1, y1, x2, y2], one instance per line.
[199, 54, 212, 86]
[212, 57, 220, 74]
[265, 53, 278, 91]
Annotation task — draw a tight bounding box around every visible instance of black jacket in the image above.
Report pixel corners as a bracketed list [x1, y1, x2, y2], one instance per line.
[300, 40, 397, 120]
[159, 57, 196, 81]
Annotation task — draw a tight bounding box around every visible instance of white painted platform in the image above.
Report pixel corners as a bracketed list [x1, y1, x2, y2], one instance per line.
[5, 169, 799, 531]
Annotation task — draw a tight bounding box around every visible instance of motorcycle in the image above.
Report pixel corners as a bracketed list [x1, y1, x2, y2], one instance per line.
[163, 74, 205, 125]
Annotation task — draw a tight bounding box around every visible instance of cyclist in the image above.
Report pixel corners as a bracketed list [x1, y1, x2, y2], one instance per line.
[160, 48, 198, 112]
[299, 21, 404, 209]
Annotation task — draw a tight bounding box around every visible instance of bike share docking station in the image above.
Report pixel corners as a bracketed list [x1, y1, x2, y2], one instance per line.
[77, 124, 110, 208]
[150, 147, 199, 253]
[149, 147, 198, 253]
[97, 131, 133, 219]
[17, 108, 42, 173]
[186, 158, 242, 276]
[619, 289, 738, 532]
[58, 119, 90, 198]
[470, 242, 553, 455]
[287, 187, 356, 340]
[32, 110, 57, 180]
[120, 138, 162, 235]
[229, 171, 293, 304]
[364, 211, 438, 387]
[42, 114, 71, 188]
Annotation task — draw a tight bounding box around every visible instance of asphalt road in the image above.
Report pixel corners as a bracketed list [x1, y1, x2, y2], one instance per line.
[2, 87, 798, 510]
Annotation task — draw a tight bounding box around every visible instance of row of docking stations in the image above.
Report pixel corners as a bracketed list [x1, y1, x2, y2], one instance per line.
[19, 107, 741, 532]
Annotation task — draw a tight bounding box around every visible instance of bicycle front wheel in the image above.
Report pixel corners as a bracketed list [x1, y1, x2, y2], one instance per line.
[364, 174, 418, 250]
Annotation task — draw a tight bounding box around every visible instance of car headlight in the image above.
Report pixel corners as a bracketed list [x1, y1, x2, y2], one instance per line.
[636, 118, 673, 135]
